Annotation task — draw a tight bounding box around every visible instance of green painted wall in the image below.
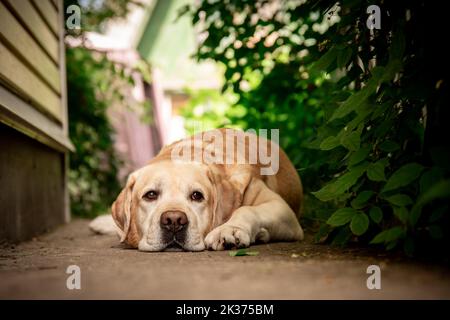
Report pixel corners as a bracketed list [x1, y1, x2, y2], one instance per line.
[137, 0, 196, 77]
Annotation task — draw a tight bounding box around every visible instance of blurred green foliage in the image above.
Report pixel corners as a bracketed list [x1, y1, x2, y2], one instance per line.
[65, 0, 149, 217]
[187, 0, 450, 257]
[180, 88, 237, 134]
[66, 47, 123, 217]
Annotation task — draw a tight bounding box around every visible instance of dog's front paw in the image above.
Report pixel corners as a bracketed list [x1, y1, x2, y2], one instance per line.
[204, 225, 251, 250]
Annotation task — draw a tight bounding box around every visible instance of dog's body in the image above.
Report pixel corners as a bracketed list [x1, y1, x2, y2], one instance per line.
[90, 129, 304, 251]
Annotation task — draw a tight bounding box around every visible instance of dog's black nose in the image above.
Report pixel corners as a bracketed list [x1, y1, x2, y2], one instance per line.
[160, 211, 188, 233]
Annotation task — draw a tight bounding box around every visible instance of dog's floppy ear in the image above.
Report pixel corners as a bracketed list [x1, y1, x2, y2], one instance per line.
[207, 166, 251, 228]
[111, 173, 137, 243]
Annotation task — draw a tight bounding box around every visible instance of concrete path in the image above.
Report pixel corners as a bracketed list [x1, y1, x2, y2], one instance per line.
[0, 219, 449, 299]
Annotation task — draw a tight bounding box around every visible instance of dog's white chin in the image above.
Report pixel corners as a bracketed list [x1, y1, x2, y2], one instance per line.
[183, 241, 206, 252]
[163, 246, 184, 252]
[138, 238, 206, 252]
[138, 239, 165, 252]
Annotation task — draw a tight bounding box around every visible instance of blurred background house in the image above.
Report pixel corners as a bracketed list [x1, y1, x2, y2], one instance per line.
[75, 0, 223, 178]
[0, 0, 225, 241]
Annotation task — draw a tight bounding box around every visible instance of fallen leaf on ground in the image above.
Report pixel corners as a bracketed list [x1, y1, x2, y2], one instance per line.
[229, 249, 259, 256]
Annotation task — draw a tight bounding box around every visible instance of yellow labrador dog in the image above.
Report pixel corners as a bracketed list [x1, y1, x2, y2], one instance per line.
[90, 128, 304, 251]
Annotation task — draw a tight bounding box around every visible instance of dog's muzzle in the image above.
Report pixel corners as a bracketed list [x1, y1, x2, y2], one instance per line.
[160, 210, 189, 250]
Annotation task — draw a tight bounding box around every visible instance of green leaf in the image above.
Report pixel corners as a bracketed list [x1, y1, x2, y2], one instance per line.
[429, 206, 447, 223]
[351, 191, 374, 209]
[229, 249, 259, 257]
[370, 226, 405, 244]
[330, 88, 369, 121]
[337, 47, 352, 69]
[369, 206, 383, 224]
[348, 146, 371, 167]
[371, 66, 386, 81]
[367, 160, 387, 181]
[373, 119, 394, 138]
[382, 59, 403, 83]
[386, 240, 399, 251]
[340, 130, 360, 151]
[331, 226, 352, 247]
[314, 224, 331, 243]
[403, 236, 415, 257]
[385, 194, 413, 206]
[392, 206, 408, 224]
[389, 30, 406, 61]
[428, 225, 444, 239]
[371, 102, 391, 120]
[350, 213, 369, 236]
[410, 180, 450, 226]
[327, 207, 358, 226]
[430, 146, 450, 170]
[320, 136, 340, 150]
[382, 163, 424, 193]
[379, 140, 400, 152]
[312, 163, 368, 201]
[310, 46, 338, 73]
[419, 167, 444, 194]
[329, 67, 384, 121]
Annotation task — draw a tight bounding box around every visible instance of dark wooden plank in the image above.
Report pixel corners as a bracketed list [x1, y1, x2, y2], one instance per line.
[0, 123, 66, 242]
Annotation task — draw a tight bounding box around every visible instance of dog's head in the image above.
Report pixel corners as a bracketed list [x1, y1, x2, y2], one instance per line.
[111, 160, 244, 251]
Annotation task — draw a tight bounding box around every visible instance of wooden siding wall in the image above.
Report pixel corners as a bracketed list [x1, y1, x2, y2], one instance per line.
[0, 0, 71, 241]
[0, 0, 71, 150]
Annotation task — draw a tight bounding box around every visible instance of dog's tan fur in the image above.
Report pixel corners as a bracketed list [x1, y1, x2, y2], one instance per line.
[110, 129, 304, 251]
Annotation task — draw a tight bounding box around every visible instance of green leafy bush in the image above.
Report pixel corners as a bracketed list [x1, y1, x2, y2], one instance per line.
[65, 0, 151, 217]
[66, 47, 123, 217]
[186, 0, 450, 257]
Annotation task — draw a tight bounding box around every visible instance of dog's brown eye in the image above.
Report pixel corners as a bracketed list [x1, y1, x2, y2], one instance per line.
[191, 191, 204, 201]
[143, 190, 159, 201]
